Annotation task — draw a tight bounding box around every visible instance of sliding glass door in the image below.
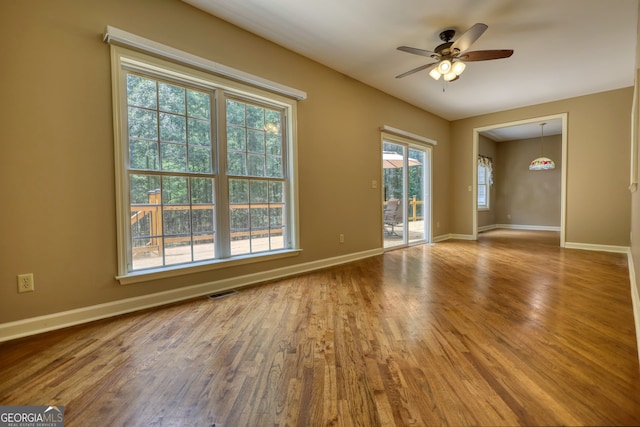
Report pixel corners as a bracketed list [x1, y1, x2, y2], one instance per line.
[383, 140, 429, 249]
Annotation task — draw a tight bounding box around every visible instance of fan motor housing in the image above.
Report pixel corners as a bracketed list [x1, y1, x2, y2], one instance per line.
[435, 29, 456, 55]
[435, 41, 454, 55]
[439, 29, 455, 42]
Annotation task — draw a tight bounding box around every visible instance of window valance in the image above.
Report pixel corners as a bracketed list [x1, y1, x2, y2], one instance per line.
[478, 155, 494, 186]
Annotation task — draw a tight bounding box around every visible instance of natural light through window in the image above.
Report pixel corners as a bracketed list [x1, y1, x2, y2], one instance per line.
[478, 162, 489, 210]
[110, 45, 299, 281]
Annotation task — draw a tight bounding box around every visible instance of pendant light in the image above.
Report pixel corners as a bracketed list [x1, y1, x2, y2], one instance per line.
[529, 122, 556, 170]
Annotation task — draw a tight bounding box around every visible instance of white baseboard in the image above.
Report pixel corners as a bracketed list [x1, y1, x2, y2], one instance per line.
[434, 234, 475, 242]
[626, 250, 640, 364]
[450, 234, 475, 240]
[494, 224, 561, 232]
[432, 233, 451, 242]
[433, 233, 477, 242]
[0, 248, 382, 343]
[564, 242, 630, 253]
[478, 224, 497, 232]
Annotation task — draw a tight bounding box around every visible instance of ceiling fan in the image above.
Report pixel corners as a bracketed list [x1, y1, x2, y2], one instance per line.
[396, 23, 513, 82]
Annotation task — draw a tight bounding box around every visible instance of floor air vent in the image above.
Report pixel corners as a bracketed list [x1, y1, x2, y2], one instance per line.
[208, 290, 238, 300]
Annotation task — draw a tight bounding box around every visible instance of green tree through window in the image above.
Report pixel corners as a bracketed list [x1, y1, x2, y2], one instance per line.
[226, 97, 286, 255]
[121, 70, 292, 273]
[126, 73, 215, 269]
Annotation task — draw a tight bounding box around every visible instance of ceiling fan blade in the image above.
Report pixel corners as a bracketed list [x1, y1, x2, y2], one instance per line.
[395, 63, 437, 79]
[397, 46, 437, 58]
[460, 49, 514, 61]
[451, 23, 488, 53]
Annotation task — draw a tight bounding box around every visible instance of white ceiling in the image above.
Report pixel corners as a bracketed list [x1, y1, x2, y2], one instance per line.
[481, 119, 562, 141]
[183, 0, 638, 137]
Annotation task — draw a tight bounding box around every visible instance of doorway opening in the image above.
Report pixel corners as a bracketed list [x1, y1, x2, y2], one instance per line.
[472, 113, 567, 246]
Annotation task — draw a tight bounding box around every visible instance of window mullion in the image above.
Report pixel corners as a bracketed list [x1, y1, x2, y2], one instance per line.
[215, 92, 231, 259]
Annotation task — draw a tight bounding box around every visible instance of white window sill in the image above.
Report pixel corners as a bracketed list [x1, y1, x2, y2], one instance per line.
[478, 207, 490, 212]
[116, 249, 302, 285]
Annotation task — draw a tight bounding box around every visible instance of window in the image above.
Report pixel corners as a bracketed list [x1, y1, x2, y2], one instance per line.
[127, 74, 216, 270]
[477, 164, 489, 209]
[110, 46, 299, 282]
[477, 155, 493, 210]
[226, 97, 287, 256]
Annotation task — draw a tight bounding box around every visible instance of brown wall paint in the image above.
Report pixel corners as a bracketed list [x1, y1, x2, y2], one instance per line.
[495, 135, 562, 227]
[478, 133, 562, 230]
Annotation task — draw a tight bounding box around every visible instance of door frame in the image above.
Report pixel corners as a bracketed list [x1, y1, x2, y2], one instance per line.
[472, 113, 568, 246]
[381, 127, 435, 249]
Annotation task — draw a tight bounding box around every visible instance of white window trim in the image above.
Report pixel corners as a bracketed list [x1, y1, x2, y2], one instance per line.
[109, 44, 301, 285]
[380, 125, 437, 146]
[117, 250, 301, 285]
[104, 26, 307, 102]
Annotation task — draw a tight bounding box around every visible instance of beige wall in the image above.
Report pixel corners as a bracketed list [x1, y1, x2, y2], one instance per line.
[452, 88, 633, 246]
[477, 136, 497, 228]
[631, 0, 640, 351]
[495, 135, 562, 227]
[0, 0, 450, 323]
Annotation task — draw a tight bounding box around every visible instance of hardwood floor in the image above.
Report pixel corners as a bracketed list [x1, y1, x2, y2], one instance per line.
[1, 230, 639, 426]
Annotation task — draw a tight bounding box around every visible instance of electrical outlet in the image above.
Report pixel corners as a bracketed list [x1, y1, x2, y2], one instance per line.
[17, 273, 34, 293]
[339, 234, 345, 243]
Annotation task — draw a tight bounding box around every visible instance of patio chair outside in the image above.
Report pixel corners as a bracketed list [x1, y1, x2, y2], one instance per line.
[384, 198, 402, 236]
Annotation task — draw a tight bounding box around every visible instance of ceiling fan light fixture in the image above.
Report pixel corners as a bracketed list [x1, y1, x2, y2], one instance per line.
[443, 71, 458, 81]
[452, 61, 466, 76]
[437, 60, 452, 75]
[395, 23, 513, 85]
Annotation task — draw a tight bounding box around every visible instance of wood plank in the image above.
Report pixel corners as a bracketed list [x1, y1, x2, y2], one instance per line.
[0, 229, 638, 426]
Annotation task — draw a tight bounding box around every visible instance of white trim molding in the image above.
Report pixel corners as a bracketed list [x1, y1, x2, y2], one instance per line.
[450, 234, 476, 240]
[626, 249, 640, 364]
[564, 242, 630, 254]
[0, 248, 381, 343]
[432, 234, 451, 243]
[494, 224, 561, 232]
[433, 234, 475, 242]
[380, 125, 437, 146]
[630, 69, 638, 193]
[103, 26, 307, 101]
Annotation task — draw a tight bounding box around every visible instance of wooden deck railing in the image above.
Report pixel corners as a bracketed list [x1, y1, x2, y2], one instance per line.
[130, 192, 424, 257]
[384, 196, 424, 221]
[130, 190, 285, 257]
